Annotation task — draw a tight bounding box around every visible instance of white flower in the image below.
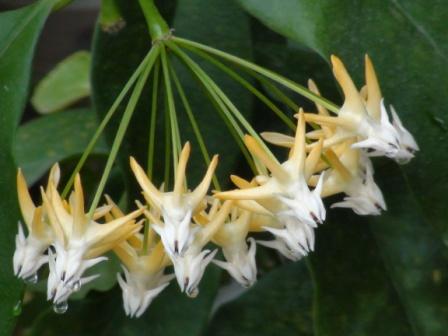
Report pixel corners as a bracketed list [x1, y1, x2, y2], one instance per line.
[117, 266, 173, 318]
[169, 200, 232, 297]
[257, 237, 304, 262]
[331, 155, 386, 215]
[304, 55, 401, 158]
[352, 100, 400, 159]
[42, 174, 142, 303]
[14, 166, 60, 280]
[216, 112, 326, 228]
[263, 215, 315, 255]
[47, 246, 102, 304]
[172, 246, 217, 298]
[390, 106, 419, 164]
[130, 142, 218, 258]
[14, 221, 48, 281]
[211, 205, 258, 287]
[312, 144, 386, 216]
[213, 238, 257, 288]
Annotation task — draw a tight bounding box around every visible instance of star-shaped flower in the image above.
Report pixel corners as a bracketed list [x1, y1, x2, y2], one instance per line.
[42, 174, 143, 304]
[14, 164, 60, 281]
[304, 55, 401, 158]
[130, 142, 218, 258]
[216, 111, 325, 228]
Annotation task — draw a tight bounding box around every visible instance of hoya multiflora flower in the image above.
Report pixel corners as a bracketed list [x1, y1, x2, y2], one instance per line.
[216, 112, 325, 259]
[42, 174, 143, 304]
[195, 199, 257, 287]
[14, 164, 60, 281]
[130, 142, 218, 258]
[304, 55, 418, 162]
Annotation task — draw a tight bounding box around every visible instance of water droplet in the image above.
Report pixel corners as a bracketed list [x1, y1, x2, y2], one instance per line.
[187, 288, 199, 298]
[24, 273, 38, 284]
[53, 301, 68, 314]
[12, 300, 22, 317]
[72, 280, 81, 292]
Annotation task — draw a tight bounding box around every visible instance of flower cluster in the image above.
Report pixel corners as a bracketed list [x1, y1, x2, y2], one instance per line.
[14, 55, 417, 317]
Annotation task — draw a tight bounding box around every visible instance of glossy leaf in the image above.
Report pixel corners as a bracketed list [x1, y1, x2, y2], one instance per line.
[0, 0, 54, 334]
[207, 262, 314, 336]
[31, 51, 91, 114]
[236, 0, 448, 334]
[15, 108, 108, 185]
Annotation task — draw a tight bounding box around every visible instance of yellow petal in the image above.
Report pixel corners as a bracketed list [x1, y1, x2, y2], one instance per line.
[308, 79, 330, 116]
[324, 149, 352, 182]
[189, 154, 219, 212]
[17, 169, 35, 229]
[304, 138, 323, 180]
[331, 55, 367, 119]
[244, 135, 287, 181]
[72, 174, 87, 238]
[215, 182, 274, 201]
[365, 54, 382, 120]
[93, 204, 113, 221]
[261, 132, 294, 148]
[174, 142, 191, 203]
[130, 156, 162, 208]
[198, 200, 232, 246]
[87, 208, 143, 247]
[45, 163, 61, 191]
[113, 242, 137, 270]
[31, 206, 45, 239]
[41, 186, 66, 246]
[49, 183, 72, 234]
[105, 195, 125, 218]
[289, 109, 306, 172]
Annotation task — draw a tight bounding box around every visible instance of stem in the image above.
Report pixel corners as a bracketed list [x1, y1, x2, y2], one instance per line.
[138, 0, 170, 40]
[164, 101, 171, 187]
[88, 45, 161, 217]
[173, 37, 340, 114]
[160, 46, 182, 179]
[168, 42, 257, 174]
[169, 65, 221, 191]
[147, 60, 160, 178]
[189, 46, 295, 130]
[168, 42, 280, 168]
[62, 48, 156, 198]
[99, 0, 125, 32]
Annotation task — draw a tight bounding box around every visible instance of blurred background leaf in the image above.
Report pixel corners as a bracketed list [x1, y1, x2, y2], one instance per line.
[31, 51, 91, 114]
[15, 108, 108, 185]
[0, 0, 55, 334]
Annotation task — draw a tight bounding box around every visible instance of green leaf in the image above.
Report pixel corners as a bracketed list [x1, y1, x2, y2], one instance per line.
[207, 262, 314, 336]
[31, 51, 91, 114]
[26, 268, 221, 336]
[368, 160, 448, 335]
[0, 0, 54, 334]
[15, 108, 108, 185]
[236, 0, 448, 334]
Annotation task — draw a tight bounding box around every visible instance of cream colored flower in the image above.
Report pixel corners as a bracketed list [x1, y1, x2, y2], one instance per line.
[130, 142, 218, 258]
[43, 174, 142, 304]
[14, 164, 60, 281]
